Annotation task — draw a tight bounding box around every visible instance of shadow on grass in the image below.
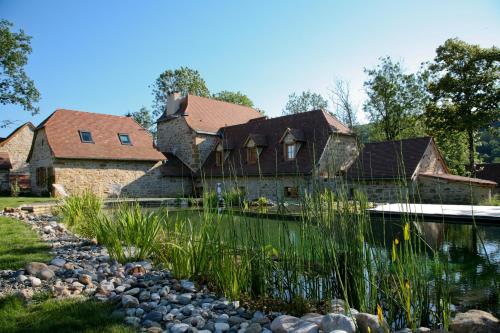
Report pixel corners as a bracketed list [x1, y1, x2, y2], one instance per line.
[0, 294, 134, 333]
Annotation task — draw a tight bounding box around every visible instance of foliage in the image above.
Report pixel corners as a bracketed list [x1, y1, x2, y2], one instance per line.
[0, 20, 40, 122]
[363, 57, 428, 141]
[0, 216, 51, 270]
[57, 191, 103, 238]
[151, 66, 210, 117]
[126, 106, 155, 138]
[93, 203, 164, 262]
[283, 90, 328, 115]
[329, 80, 357, 129]
[10, 180, 20, 197]
[477, 121, 500, 163]
[425, 38, 500, 173]
[213, 90, 254, 107]
[432, 131, 471, 175]
[223, 188, 245, 207]
[0, 293, 133, 333]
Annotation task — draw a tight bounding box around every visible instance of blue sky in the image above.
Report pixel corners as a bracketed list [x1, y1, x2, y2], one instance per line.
[1, 0, 499, 136]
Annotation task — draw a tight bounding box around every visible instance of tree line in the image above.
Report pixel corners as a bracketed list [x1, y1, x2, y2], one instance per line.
[2, 18, 498, 176]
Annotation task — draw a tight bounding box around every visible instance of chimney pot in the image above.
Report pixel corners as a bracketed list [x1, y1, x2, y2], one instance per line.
[166, 92, 183, 116]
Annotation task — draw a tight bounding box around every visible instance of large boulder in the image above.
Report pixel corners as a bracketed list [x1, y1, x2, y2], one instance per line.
[25, 262, 48, 276]
[320, 313, 356, 333]
[121, 295, 139, 308]
[271, 315, 300, 333]
[450, 310, 499, 333]
[354, 313, 390, 333]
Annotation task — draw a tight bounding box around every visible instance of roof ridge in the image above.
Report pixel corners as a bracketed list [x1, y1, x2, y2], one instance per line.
[364, 136, 432, 145]
[187, 94, 258, 111]
[54, 108, 132, 119]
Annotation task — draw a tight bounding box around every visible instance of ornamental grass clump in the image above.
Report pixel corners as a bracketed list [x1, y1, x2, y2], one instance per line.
[57, 191, 103, 238]
[94, 203, 165, 262]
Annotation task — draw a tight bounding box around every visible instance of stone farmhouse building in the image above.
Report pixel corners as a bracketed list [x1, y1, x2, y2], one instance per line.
[17, 93, 496, 204]
[0, 122, 35, 193]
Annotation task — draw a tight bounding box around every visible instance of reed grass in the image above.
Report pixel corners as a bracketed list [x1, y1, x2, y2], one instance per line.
[57, 190, 103, 238]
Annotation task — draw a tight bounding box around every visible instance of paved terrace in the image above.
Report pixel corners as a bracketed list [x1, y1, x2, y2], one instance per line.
[369, 203, 500, 224]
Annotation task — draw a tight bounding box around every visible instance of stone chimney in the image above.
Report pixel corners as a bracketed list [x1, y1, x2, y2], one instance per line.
[166, 92, 183, 116]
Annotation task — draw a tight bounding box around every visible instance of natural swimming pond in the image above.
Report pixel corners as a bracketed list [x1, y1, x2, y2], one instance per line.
[164, 209, 499, 317]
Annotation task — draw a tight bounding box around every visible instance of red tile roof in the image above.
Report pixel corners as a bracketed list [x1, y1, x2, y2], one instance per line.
[34, 109, 165, 161]
[158, 95, 264, 133]
[0, 152, 12, 170]
[419, 172, 497, 187]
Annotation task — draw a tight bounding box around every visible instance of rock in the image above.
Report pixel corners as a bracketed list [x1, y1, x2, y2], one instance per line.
[171, 323, 190, 333]
[271, 315, 300, 333]
[450, 310, 499, 333]
[288, 321, 319, 333]
[181, 280, 196, 292]
[245, 323, 262, 333]
[121, 295, 139, 308]
[416, 328, 431, 333]
[25, 262, 48, 276]
[39, 268, 55, 280]
[15, 289, 34, 300]
[229, 316, 247, 326]
[354, 313, 389, 333]
[43, 226, 52, 234]
[320, 314, 355, 333]
[79, 274, 92, 285]
[145, 310, 163, 322]
[124, 316, 141, 327]
[29, 276, 42, 287]
[124, 287, 141, 296]
[178, 293, 193, 305]
[301, 313, 323, 325]
[63, 262, 75, 270]
[329, 331, 348, 333]
[126, 265, 146, 276]
[16, 274, 28, 283]
[50, 258, 66, 267]
[98, 280, 115, 294]
[215, 322, 230, 331]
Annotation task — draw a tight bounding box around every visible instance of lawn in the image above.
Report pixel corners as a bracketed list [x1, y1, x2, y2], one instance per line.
[0, 196, 56, 211]
[0, 293, 134, 333]
[0, 216, 52, 270]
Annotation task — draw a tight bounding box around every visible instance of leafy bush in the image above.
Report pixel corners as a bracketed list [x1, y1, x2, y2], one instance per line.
[10, 180, 20, 197]
[223, 188, 245, 207]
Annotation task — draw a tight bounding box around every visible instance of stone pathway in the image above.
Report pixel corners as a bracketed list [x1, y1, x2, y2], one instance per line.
[1, 209, 498, 333]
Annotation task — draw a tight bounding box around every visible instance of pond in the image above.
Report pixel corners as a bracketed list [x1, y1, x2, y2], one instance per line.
[165, 209, 500, 316]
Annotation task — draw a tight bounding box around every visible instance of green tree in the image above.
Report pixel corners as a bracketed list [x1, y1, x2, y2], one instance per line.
[0, 20, 40, 125]
[151, 66, 210, 117]
[329, 80, 357, 129]
[363, 57, 428, 141]
[283, 90, 328, 115]
[213, 90, 254, 107]
[126, 106, 156, 138]
[425, 38, 500, 174]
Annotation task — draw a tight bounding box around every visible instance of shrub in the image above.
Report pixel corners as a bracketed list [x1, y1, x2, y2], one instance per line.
[10, 180, 20, 197]
[223, 188, 245, 207]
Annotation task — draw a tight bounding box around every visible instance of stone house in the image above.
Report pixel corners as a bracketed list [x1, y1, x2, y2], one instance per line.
[0, 122, 35, 192]
[476, 163, 500, 195]
[0, 153, 12, 193]
[345, 137, 497, 204]
[198, 109, 358, 200]
[27, 109, 185, 197]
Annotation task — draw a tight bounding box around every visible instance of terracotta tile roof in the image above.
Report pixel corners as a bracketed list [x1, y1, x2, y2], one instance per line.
[0, 122, 35, 147]
[0, 152, 12, 170]
[346, 137, 433, 180]
[476, 163, 500, 186]
[200, 110, 351, 177]
[158, 95, 264, 133]
[34, 109, 165, 161]
[321, 110, 351, 134]
[419, 172, 497, 187]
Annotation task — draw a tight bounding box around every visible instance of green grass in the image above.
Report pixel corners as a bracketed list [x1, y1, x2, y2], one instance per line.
[0, 294, 133, 333]
[0, 216, 51, 270]
[0, 196, 55, 211]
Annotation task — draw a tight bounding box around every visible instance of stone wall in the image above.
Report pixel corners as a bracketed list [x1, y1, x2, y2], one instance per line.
[195, 134, 218, 169]
[344, 179, 416, 203]
[53, 159, 191, 198]
[417, 176, 492, 204]
[157, 118, 196, 170]
[318, 135, 358, 177]
[29, 129, 54, 195]
[416, 142, 447, 175]
[0, 124, 34, 174]
[203, 175, 311, 201]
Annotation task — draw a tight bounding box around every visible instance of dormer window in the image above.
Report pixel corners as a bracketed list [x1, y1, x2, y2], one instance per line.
[79, 131, 93, 143]
[285, 143, 297, 160]
[118, 133, 132, 145]
[247, 147, 258, 164]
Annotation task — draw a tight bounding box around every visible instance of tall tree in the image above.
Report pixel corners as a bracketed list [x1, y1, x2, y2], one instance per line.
[126, 106, 156, 139]
[151, 66, 210, 117]
[329, 80, 357, 129]
[0, 20, 40, 126]
[363, 57, 428, 141]
[283, 90, 328, 115]
[213, 90, 254, 107]
[425, 38, 500, 174]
